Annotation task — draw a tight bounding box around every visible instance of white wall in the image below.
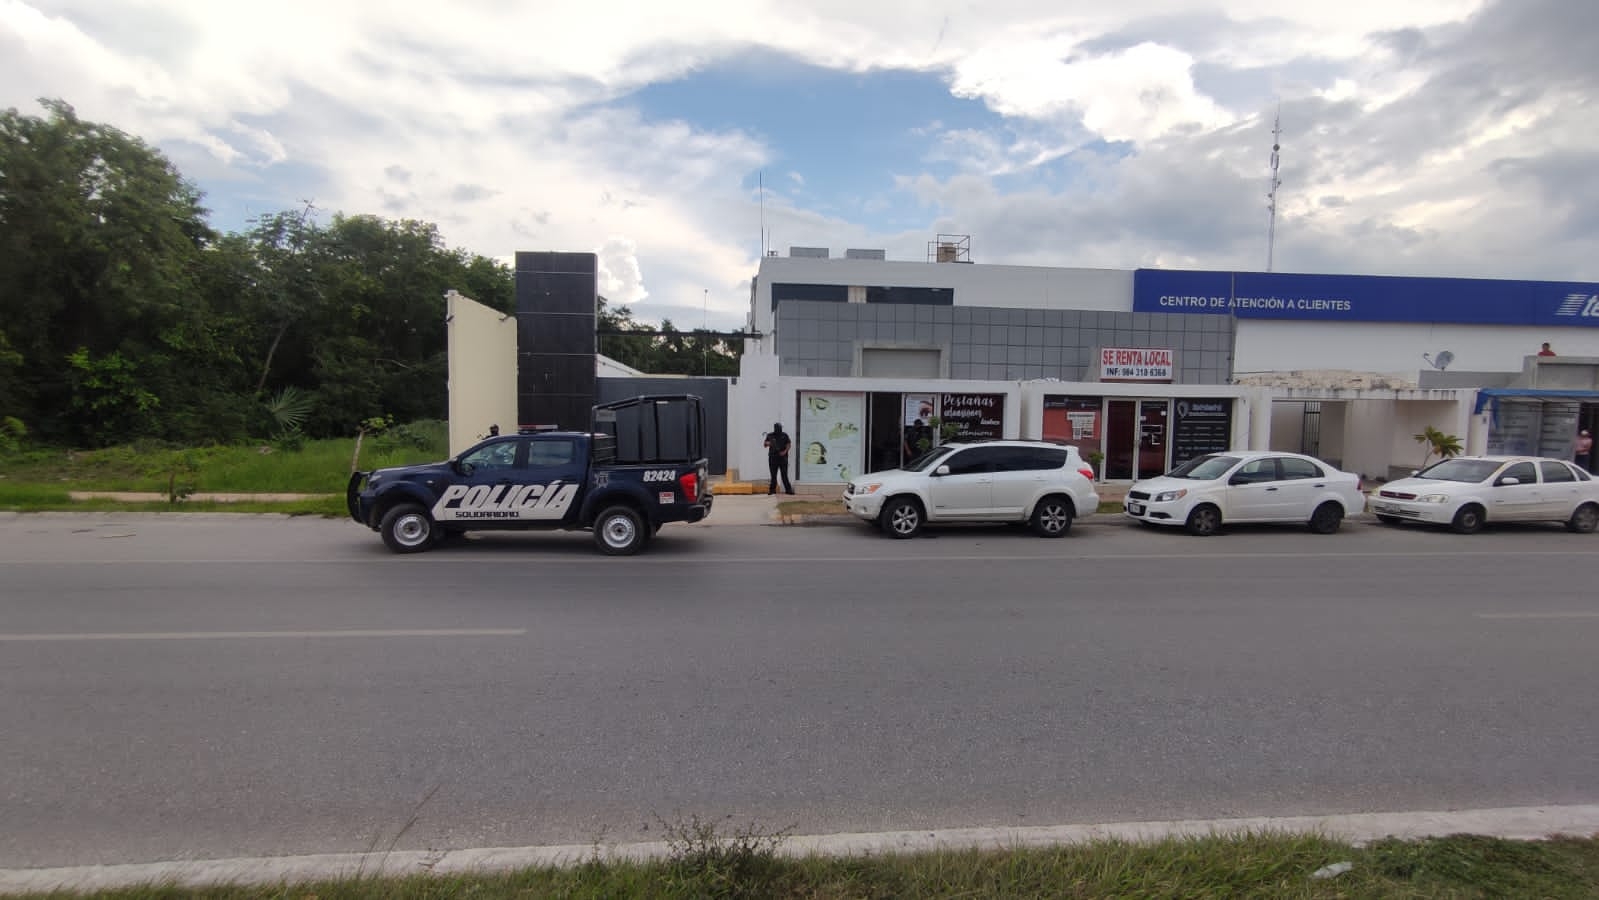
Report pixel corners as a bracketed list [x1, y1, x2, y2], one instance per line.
[1235, 320, 1599, 380]
[1389, 400, 1468, 476]
[1269, 402, 1306, 451]
[729, 374, 1024, 484]
[750, 257, 1132, 338]
[446, 291, 517, 457]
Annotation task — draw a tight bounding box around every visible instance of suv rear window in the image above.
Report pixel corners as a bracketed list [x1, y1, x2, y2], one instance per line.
[990, 446, 1068, 472]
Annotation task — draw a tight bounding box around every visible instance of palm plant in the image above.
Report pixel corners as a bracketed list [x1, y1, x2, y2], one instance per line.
[1414, 426, 1463, 469]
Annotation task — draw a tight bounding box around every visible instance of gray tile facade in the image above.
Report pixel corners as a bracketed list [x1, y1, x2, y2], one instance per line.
[776, 301, 1234, 383]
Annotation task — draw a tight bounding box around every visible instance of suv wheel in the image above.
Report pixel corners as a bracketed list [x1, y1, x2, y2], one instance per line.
[380, 503, 435, 554]
[880, 497, 924, 539]
[1030, 495, 1074, 537]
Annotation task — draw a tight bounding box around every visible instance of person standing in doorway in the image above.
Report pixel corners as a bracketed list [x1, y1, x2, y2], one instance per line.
[764, 422, 794, 495]
[1576, 429, 1593, 471]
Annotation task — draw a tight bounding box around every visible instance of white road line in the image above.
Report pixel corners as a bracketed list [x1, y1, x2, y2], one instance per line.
[0, 549, 1595, 566]
[3, 804, 1597, 894]
[0, 628, 527, 642]
[1475, 612, 1599, 619]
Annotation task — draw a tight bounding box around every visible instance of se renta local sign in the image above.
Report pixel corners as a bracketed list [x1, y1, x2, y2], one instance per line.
[1132, 268, 1599, 328]
[1101, 347, 1174, 382]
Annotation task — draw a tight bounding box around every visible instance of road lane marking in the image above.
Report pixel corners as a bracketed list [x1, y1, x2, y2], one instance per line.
[1, 549, 1596, 566]
[0, 628, 527, 642]
[1474, 612, 1599, 620]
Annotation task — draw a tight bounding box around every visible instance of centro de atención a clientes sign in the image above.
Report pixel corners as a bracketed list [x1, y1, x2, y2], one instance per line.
[1133, 269, 1599, 328]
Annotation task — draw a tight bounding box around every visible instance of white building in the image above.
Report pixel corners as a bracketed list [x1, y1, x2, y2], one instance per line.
[727, 242, 1599, 485]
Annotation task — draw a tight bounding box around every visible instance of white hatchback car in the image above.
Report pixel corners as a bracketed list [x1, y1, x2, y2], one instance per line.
[842, 441, 1099, 539]
[1368, 456, 1599, 534]
[1124, 451, 1365, 536]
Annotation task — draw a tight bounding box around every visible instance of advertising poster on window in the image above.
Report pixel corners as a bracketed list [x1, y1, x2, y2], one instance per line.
[1042, 396, 1102, 457]
[797, 391, 865, 482]
[1100, 347, 1175, 382]
[940, 393, 1005, 442]
[1171, 399, 1233, 464]
[903, 394, 937, 426]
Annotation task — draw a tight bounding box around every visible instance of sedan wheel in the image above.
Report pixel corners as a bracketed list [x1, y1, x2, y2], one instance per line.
[1308, 502, 1343, 535]
[880, 498, 923, 539]
[1567, 503, 1599, 534]
[1185, 504, 1222, 537]
[1450, 504, 1485, 535]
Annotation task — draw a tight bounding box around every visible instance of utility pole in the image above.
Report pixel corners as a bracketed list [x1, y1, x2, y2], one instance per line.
[1266, 105, 1283, 272]
[702, 288, 709, 376]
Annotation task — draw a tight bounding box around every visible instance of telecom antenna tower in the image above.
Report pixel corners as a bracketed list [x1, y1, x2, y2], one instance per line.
[1266, 108, 1283, 272]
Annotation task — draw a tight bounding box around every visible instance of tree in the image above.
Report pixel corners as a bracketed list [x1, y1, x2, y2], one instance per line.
[597, 298, 743, 377]
[1414, 426, 1463, 468]
[0, 99, 214, 442]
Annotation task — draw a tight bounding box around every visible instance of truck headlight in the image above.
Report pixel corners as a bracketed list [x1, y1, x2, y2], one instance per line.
[857, 483, 882, 495]
[1153, 489, 1187, 502]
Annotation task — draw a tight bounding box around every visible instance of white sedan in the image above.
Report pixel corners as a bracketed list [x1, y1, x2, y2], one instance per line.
[1368, 456, 1599, 534]
[1124, 451, 1365, 536]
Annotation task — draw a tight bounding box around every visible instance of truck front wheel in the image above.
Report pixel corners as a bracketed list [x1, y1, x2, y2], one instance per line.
[594, 505, 647, 555]
[380, 503, 435, 554]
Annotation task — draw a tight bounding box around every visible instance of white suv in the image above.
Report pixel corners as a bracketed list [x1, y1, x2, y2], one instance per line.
[842, 441, 1099, 539]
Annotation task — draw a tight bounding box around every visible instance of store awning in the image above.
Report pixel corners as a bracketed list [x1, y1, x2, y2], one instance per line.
[1473, 388, 1599, 415]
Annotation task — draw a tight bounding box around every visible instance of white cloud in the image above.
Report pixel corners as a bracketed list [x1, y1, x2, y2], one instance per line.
[4, 0, 1592, 334]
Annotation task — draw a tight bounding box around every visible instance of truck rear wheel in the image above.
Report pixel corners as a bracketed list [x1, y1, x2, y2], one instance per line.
[380, 503, 435, 554]
[594, 505, 647, 555]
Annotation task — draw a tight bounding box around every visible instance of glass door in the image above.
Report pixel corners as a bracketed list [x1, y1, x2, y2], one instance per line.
[1105, 400, 1137, 479]
[1138, 400, 1169, 478]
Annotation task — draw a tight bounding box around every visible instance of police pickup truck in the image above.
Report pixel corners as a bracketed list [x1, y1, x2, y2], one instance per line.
[347, 395, 713, 555]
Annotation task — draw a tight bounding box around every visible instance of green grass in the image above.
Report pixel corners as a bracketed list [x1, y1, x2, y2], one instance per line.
[13, 833, 1599, 899]
[0, 423, 448, 497]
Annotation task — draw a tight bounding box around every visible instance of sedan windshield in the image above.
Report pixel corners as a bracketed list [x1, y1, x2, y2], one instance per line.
[1416, 458, 1502, 483]
[1167, 455, 1241, 480]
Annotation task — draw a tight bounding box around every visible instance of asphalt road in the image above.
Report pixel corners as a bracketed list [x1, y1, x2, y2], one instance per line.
[2, 510, 1596, 868]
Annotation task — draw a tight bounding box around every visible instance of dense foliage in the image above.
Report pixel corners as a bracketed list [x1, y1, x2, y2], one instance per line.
[0, 100, 739, 447]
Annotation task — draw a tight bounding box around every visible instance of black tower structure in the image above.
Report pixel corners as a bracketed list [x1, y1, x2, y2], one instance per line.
[515, 251, 597, 430]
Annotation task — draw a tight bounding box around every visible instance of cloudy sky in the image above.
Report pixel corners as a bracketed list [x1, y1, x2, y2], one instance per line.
[4, 0, 1595, 329]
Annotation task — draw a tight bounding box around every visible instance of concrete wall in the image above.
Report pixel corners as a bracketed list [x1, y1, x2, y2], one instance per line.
[1236, 321, 1599, 382]
[446, 290, 517, 457]
[774, 300, 1234, 384]
[752, 257, 1132, 337]
[1389, 400, 1464, 478]
[1269, 401, 1306, 452]
[729, 375, 1023, 484]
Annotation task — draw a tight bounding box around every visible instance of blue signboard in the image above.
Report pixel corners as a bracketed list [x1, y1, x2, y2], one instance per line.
[1133, 269, 1599, 328]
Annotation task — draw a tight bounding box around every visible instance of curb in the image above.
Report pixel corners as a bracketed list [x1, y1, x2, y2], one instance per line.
[4, 804, 1596, 893]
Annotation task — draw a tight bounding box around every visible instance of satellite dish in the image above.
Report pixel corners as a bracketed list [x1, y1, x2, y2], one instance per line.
[1423, 350, 1455, 371]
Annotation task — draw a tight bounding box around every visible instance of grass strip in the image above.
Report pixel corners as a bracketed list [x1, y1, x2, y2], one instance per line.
[11, 833, 1599, 899]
